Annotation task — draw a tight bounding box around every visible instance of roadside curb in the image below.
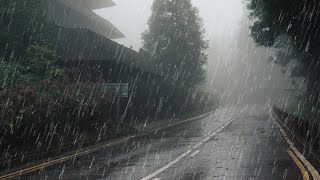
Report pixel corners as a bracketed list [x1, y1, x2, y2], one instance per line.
[271, 105, 320, 179]
[272, 106, 320, 151]
[0, 111, 213, 179]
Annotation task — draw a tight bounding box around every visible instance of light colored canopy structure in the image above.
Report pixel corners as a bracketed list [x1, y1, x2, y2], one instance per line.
[83, 0, 116, 9]
[46, 0, 124, 39]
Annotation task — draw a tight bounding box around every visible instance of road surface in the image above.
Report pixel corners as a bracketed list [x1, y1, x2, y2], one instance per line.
[18, 105, 309, 179]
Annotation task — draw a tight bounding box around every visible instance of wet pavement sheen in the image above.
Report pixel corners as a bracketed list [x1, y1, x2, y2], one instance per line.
[22, 105, 302, 180]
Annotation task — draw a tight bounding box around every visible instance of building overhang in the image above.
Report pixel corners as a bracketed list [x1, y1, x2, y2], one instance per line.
[46, 0, 124, 39]
[86, 0, 117, 9]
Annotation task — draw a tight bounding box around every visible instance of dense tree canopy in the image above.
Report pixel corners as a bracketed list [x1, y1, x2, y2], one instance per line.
[248, 0, 320, 52]
[247, 0, 320, 103]
[0, 0, 57, 60]
[142, 0, 208, 85]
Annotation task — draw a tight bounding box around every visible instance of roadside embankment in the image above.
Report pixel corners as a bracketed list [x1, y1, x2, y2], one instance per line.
[272, 105, 320, 152]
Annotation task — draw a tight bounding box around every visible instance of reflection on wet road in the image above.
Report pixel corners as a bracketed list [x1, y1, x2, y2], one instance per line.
[23, 105, 303, 179]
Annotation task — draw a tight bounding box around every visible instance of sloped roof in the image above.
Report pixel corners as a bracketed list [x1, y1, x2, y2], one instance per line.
[55, 28, 166, 79]
[56, 28, 141, 65]
[55, 28, 165, 79]
[45, 0, 124, 39]
[85, 0, 116, 9]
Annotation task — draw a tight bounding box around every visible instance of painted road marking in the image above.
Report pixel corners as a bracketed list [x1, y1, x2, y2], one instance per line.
[0, 135, 137, 180]
[192, 142, 202, 149]
[288, 149, 310, 180]
[141, 106, 247, 180]
[270, 110, 320, 180]
[0, 112, 214, 180]
[202, 137, 210, 142]
[152, 178, 162, 180]
[190, 150, 201, 158]
[210, 132, 217, 136]
[141, 150, 193, 180]
[155, 112, 213, 132]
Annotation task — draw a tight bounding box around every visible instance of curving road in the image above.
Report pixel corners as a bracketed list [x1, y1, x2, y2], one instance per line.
[19, 105, 309, 179]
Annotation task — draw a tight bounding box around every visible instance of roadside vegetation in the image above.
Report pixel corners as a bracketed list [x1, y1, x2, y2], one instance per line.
[140, 0, 208, 85]
[288, 101, 320, 122]
[0, 0, 216, 171]
[247, 0, 320, 121]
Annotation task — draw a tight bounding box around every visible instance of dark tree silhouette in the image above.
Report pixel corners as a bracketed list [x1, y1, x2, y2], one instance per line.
[247, 0, 320, 104]
[142, 0, 208, 85]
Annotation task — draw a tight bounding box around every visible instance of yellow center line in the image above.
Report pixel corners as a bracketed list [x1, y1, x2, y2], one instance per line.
[0, 137, 134, 180]
[0, 112, 214, 180]
[288, 149, 310, 180]
[270, 108, 320, 180]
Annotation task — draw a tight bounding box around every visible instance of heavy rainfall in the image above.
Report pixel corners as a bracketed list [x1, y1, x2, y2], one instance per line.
[0, 0, 319, 179]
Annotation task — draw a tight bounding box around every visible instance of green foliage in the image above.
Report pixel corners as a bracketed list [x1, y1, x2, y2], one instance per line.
[247, 0, 320, 61]
[247, 0, 320, 103]
[0, 62, 19, 87]
[0, 62, 42, 87]
[0, 81, 115, 127]
[247, 0, 319, 50]
[0, 44, 62, 88]
[25, 44, 58, 76]
[0, 0, 58, 59]
[249, 0, 320, 53]
[142, 0, 208, 85]
[0, 0, 61, 88]
[288, 101, 320, 122]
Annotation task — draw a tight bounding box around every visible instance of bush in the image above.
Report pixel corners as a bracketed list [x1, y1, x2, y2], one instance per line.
[288, 101, 320, 122]
[25, 44, 59, 77]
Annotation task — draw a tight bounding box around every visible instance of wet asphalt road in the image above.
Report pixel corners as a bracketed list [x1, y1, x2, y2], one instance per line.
[21, 105, 303, 180]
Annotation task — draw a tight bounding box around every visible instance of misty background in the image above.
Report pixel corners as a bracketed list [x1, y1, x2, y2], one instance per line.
[94, 0, 295, 106]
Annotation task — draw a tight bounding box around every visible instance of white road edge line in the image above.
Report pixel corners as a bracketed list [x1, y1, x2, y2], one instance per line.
[0, 111, 217, 179]
[141, 105, 248, 180]
[141, 150, 193, 180]
[210, 132, 217, 137]
[192, 142, 202, 149]
[270, 110, 320, 180]
[190, 150, 201, 158]
[202, 137, 210, 142]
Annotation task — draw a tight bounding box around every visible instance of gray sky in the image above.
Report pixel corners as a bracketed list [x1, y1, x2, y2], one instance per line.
[94, 0, 243, 50]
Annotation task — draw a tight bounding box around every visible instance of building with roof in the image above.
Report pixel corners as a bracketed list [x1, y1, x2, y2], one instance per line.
[43, 1, 163, 78]
[45, 0, 124, 39]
